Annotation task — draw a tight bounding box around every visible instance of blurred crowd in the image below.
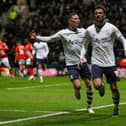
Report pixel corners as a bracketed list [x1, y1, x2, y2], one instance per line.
[0, 0, 126, 68]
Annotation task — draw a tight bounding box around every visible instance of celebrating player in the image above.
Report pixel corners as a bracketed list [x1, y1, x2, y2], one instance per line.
[30, 13, 94, 114]
[80, 5, 126, 116]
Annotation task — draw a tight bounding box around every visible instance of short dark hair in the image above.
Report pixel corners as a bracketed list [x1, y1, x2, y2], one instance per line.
[68, 12, 78, 19]
[95, 5, 106, 14]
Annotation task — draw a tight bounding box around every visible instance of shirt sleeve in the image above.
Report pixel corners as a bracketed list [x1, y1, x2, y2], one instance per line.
[113, 25, 126, 50]
[80, 45, 85, 59]
[80, 30, 91, 58]
[84, 31, 91, 50]
[36, 31, 61, 42]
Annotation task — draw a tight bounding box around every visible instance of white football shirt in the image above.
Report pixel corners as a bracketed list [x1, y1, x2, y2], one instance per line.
[85, 22, 126, 67]
[33, 42, 49, 59]
[36, 28, 87, 66]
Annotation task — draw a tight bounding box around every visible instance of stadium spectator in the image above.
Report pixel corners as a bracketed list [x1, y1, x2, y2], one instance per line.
[30, 13, 94, 114]
[0, 0, 126, 72]
[9, 0, 29, 25]
[80, 5, 126, 116]
[33, 39, 49, 83]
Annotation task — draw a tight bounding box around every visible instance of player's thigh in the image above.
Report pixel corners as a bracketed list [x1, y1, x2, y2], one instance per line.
[92, 64, 103, 85]
[80, 62, 91, 79]
[92, 64, 103, 79]
[104, 66, 117, 84]
[67, 65, 79, 81]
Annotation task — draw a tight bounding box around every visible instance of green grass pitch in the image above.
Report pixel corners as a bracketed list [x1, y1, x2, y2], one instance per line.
[0, 76, 125, 126]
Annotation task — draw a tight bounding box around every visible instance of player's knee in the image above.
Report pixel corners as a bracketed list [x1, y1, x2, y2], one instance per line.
[95, 84, 104, 91]
[75, 85, 81, 90]
[93, 83, 101, 90]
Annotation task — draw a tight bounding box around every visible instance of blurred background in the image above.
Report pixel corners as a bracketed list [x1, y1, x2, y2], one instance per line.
[0, 0, 126, 73]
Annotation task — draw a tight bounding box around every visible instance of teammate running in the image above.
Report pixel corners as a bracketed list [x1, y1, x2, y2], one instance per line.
[80, 5, 126, 116]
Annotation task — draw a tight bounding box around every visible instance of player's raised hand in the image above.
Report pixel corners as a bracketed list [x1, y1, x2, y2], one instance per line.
[30, 31, 37, 39]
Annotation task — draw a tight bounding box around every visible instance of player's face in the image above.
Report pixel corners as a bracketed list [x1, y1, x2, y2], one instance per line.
[69, 14, 80, 29]
[95, 8, 106, 23]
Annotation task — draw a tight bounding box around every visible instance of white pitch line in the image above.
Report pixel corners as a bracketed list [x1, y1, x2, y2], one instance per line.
[0, 109, 55, 113]
[0, 102, 126, 125]
[75, 102, 126, 112]
[0, 111, 70, 125]
[6, 83, 68, 90]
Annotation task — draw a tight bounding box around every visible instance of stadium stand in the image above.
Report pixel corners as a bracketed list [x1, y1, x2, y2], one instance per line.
[0, 0, 126, 71]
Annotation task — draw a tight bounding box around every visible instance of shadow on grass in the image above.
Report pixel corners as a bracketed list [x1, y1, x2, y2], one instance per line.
[4, 111, 126, 126]
[20, 112, 112, 126]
